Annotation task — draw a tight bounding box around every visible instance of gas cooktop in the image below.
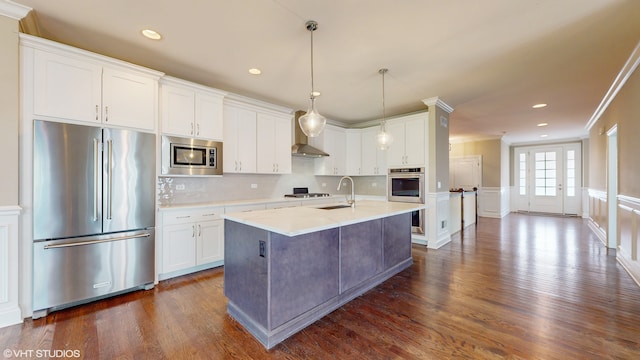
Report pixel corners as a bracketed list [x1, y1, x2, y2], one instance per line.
[284, 187, 330, 198]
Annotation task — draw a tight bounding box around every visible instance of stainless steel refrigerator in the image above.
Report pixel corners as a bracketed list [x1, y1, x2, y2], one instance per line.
[32, 120, 156, 317]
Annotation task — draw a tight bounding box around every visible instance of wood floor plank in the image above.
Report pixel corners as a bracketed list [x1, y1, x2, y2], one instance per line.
[2, 214, 640, 359]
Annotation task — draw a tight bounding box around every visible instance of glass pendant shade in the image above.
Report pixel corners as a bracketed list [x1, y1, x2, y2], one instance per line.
[376, 121, 393, 150]
[299, 97, 326, 137]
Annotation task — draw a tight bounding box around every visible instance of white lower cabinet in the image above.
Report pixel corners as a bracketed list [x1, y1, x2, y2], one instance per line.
[160, 207, 224, 278]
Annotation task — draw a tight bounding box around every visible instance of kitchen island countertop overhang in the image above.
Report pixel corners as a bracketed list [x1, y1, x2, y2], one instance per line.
[221, 200, 426, 236]
[222, 200, 425, 349]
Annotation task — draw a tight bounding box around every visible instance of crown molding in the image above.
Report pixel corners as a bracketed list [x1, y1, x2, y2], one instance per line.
[585, 39, 640, 131]
[422, 96, 454, 113]
[0, 0, 31, 20]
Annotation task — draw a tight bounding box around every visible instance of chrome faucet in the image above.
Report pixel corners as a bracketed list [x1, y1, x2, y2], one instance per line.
[337, 176, 355, 208]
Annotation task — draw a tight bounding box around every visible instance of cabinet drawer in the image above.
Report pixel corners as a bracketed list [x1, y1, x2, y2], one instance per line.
[162, 206, 224, 225]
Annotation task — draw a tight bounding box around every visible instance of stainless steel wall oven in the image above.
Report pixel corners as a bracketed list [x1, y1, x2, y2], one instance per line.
[388, 167, 425, 234]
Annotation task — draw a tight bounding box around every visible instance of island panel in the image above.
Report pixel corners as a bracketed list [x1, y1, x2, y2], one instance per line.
[383, 213, 413, 270]
[340, 219, 383, 292]
[223, 221, 269, 327]
[270, 229, 340, 329]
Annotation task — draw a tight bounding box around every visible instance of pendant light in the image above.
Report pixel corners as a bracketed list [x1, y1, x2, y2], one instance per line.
[298, 20, 327, 138]
[376, 68, 393, 150]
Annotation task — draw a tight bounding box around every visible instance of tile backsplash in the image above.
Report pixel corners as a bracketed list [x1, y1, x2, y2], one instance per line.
[158, 157, 386, 206]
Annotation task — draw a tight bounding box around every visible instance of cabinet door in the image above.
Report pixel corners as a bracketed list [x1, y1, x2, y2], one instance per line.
[345, 130, 361, 175]
[272, 115, 292, 173]
[196, 220, 224, 265]
[195, 93, 223, 140]
[386, 120, 406, 167]
[161, 84, 195, 136]
[235, 109, 257, 173]
[361, 128, 378, 175]
[162, 223, 196, 273]
[33, 49, 102, 123]
[312, 126, 345, 175]
[102, 67, 157, 131]
[256, 113, 277, 173]
[403, 115, 425, 166]
[223, 105, 257, 173]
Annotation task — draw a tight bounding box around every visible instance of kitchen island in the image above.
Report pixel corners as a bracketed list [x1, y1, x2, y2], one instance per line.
[222, 200, 424, 348]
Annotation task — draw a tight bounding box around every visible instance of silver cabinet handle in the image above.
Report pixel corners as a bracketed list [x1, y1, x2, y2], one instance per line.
[192, 224, 195, 238]
[197, 123, 200, 136]
[93, 138, 99, 221]
[44, 233, 151, 249]
[198, 224, 201, 237]
[105, 106, 109, 122]
[175, 215, 191, 219]
[95, 105, 99, 121]
[106, 139, 113, 220]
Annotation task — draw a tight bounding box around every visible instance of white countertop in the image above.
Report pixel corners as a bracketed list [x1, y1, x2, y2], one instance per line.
[157, 195, 385, 211]
[222, 200, 425, 236]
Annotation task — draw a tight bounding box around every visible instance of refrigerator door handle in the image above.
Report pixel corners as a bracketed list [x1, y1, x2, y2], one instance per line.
[43, 233, 151, 249]
[107, 139, 113, 220]
[93, 138, 100, 221]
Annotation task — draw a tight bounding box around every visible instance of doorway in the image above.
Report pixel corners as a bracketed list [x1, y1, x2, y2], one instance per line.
[513, 143, 582, 214]
[607, 126, 618, 250]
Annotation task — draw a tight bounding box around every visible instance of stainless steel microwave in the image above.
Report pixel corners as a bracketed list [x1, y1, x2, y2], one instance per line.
[161, 135, 223, 176]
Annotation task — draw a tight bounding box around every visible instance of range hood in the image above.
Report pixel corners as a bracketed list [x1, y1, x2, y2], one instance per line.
[291, 110, 329, 158]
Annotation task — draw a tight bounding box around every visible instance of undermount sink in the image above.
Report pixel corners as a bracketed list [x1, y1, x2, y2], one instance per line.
[317, 204, 352, 210]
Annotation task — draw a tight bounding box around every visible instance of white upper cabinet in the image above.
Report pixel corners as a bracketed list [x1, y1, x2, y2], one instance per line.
[33, 49, 102, 124]
[102, 67, 157, 131]
[345, 129, 362, 175]
[223, 103, 257, 173]
[256, 113, 292, 174]
[26, 35, 162, 132]
[161, 76, 225, 140]
[310, 125, 346, 176]
[360, 127, 387, 175]
[386, 113, 427, 167]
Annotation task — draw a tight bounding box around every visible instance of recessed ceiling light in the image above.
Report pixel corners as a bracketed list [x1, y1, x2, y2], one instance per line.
[537, 122, 548, 127]
[532, 103, 547, 109]
[540, 134, 548, 138]
[248, 68, 262, 75]
[141, 29, 162, 40]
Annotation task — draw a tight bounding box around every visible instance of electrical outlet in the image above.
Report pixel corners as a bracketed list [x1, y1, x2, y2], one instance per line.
[259, 241, 266, 257]
[175, 184, 185, 191]
[251, 183, 258, 189]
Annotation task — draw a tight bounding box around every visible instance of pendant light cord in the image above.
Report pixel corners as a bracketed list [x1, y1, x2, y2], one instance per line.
[308, 21, 316, 100]
[382, 69, 386, 121]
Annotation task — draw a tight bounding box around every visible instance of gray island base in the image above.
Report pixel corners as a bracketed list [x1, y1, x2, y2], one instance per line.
[223, 201, 420, 349]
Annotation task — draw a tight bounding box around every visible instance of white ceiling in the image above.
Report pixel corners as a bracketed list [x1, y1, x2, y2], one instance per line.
[13, 0, 640, 144]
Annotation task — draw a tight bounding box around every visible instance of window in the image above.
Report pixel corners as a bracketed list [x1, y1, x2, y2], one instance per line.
[519, 153, 527, 195]
[566, 150, 576, 197]
[535, 151, 556, 196]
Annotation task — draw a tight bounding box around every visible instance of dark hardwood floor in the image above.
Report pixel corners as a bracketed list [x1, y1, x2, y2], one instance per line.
[2, 213, 640, 359]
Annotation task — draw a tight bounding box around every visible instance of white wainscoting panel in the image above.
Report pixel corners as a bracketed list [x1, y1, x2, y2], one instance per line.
[587, 189, 607, 247]
[0, 206, 22, 328]
[479, 187, 509, 218]
[618, 195, 640, 287]
[426, 192, 451, 249]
